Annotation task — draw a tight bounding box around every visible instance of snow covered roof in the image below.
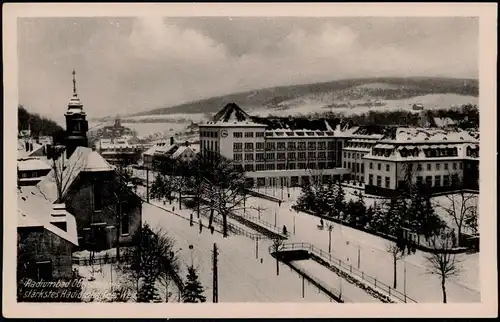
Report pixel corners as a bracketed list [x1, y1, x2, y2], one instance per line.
[171, 145, 198, 159]
[18, 186, 79, 246]
[143, 140, 174, 156]
[365, 141, 477, 162]
[37, 147, 113, 203]
[391, 127, 477, 143]
[17, 139, 44, 159]
[265, 129, 336, 138]
[17, 158, 51, 172]
[433, 117, 457, 127]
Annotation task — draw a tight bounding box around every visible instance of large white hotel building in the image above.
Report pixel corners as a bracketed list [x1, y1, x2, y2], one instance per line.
[198, 103, 479, 196]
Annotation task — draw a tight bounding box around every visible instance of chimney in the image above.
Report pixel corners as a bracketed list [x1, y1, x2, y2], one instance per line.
[170, 137, 174, 146]
[51, 203, 67, 232]
[185, 141, 189, 147]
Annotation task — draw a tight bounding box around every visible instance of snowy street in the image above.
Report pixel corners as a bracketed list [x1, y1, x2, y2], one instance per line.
[141, 201, 335, 302]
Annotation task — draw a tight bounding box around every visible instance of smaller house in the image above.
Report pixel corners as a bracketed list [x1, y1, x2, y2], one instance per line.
[412, 103, 424, 111]
[433, 117, 457, 128]
[143, 140, 199, 170]
[17, 158, 52, 186]
[18, 186, 79, 281]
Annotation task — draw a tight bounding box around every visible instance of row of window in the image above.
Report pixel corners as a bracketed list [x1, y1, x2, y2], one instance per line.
[343, 162, 365, 174]
[235, 162, 336, 172]
[366, 161, 462, 172]
[233, 141, 336, 151]
[367, 174, 460, 188]
[344, 151, 366, 160]
[201, 140, 219, 152]
[234, 151, 336, 161]
[200, 131, 219, 138]
[233, 131, 266, 138]
[18, 171, 46, 179]
[368, 175, 392, 188]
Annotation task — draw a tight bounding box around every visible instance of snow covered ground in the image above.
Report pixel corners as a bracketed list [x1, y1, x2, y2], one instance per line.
[241, 189, 480, 303]
[142, 202, 335, 302]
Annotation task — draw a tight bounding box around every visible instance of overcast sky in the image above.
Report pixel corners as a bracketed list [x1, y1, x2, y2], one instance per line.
[18, 17, 478, 123]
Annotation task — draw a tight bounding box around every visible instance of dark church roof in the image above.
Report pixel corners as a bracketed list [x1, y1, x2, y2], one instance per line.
[212, 103, 252, 123]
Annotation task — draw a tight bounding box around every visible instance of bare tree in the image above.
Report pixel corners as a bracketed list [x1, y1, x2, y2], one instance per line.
[386, 242, 406, 289]
[271, 238, 285, 276]
[464, 197, 479, 235]
[436, 178, 478, 246]
[50, 149, 84, 203]
[425, 230, 462, 303]
[110, 155, 138, 262]
[194, 153, 246, 237]
[201, 177, 246, 238]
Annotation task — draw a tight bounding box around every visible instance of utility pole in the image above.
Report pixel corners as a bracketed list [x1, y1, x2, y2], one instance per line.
[357, 245, 361, 269]
[302, 275, 305, 298]
[212, 243, 219, 303]
[255, 206, 266, 220]
[328, 224, 333, 253]
[404, 259, 407, 303]
[255, 237, 259, 259]
[146, 167, 150, 203]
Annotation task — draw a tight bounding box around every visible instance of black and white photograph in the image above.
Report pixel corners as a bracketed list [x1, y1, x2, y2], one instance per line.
[3, 2, 497, 319]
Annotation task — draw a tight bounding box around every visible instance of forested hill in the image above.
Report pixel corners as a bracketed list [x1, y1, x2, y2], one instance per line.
[126, 77, 478, 118]
[18, 105, 65, 140]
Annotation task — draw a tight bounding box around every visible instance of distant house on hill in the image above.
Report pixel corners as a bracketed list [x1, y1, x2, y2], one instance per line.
[35, 146, 142, 251]
[433, 117, 457, 128]
[412, 103, 424, 111]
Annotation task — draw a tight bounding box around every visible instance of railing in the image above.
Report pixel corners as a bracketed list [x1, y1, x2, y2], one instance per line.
[284, 261, 349, 303]
[231, 210, 289, 239]
[270, 242, 418, 304]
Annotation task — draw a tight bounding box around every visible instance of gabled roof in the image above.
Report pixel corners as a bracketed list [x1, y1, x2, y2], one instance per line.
[17, 139, 44, 160]
[212, 103, 252, 123]
[171, 145, 197, 159]
[37, 146, 113, 203]
[17, 158, 51, 172]
[18, 186, 79, 246]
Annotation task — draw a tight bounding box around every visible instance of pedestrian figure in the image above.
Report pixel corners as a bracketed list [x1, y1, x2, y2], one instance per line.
[283, 225, 287, 235]
[320, 218, 324, 227]
[210, 226, 215, 235]
[451, 229, 457, 247]
[199, 219, 203, 233]
[173, 206, 175, 212]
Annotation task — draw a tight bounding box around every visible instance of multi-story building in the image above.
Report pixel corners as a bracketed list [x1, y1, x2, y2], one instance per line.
[363, 128, 479, 196]
[97, 137, 142, 165]
[199, 103, 352, 187]
[342, 129, 386, 185]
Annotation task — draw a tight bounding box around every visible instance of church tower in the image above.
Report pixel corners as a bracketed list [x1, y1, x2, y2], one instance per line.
[65, 69, 88, 158]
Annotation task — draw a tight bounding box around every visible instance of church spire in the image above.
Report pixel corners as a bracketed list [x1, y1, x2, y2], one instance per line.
[72, 68, 77, 97]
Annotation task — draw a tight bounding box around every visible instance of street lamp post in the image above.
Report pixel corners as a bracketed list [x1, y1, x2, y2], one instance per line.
[293, 215, 296, 235]
[328, 224, 333, 253]
[404, 259, 407, 303]
[357, 245, 361, 269]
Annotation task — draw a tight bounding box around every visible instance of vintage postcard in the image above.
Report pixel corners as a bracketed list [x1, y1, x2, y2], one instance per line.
[3, 2, 497, 319]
